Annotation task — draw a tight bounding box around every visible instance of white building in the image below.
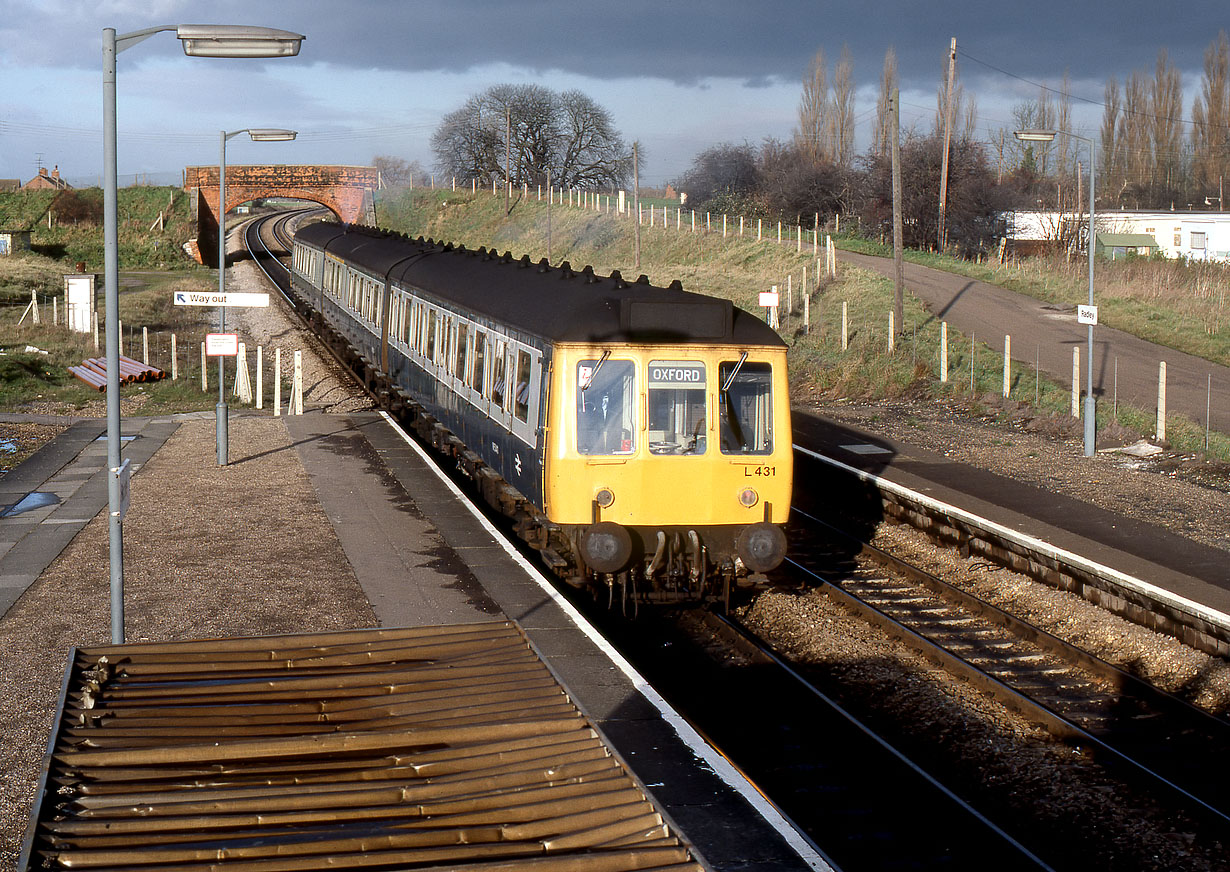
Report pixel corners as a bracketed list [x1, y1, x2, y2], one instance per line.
[1007, 209, 1230, 261]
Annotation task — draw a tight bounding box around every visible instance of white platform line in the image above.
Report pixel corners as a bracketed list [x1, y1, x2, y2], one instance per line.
[380, 412, 832, 871]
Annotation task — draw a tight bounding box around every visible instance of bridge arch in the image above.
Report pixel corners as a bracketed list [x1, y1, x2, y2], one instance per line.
[184, 164, 377, 264]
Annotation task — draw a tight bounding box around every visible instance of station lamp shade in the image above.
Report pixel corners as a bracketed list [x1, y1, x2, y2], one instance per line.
[246, 129, 298, 141]
[176, 25, 304, 58]
[1014, 129, 1058, 142]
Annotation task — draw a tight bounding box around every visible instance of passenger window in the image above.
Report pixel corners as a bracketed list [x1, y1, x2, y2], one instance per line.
[490, 342, 507, 409]
[576, 358, 635, 455]
[472, 332, 486, 394]
[648, 360, 706, 455]
[454, 323, 468, 380]
[718, 360, 773, 455]
[514, 349, 533, 423]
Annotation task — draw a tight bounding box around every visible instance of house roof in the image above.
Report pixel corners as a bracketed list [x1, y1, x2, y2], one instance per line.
[1096, 233, 1158, 247]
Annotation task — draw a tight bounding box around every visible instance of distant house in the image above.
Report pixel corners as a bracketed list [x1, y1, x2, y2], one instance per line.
[24, 166, 72, 191]
[0, 179, 20, 193]
[1008, 209, 1230, 261]
[0, 229, 32, 256]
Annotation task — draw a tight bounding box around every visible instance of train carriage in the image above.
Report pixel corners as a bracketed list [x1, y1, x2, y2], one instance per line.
[290, 220, 791, 600]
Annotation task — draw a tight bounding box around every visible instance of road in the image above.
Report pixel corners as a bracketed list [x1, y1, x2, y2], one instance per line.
[838, 250, 1230, 437]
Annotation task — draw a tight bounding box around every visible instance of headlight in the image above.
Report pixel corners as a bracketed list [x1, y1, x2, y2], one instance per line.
[738, 487, 758, 508]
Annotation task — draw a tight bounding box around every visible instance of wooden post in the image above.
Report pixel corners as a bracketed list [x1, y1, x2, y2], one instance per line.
[940, 321, 948, 382]
[1157, 361, 1167, 440]
[171, 334, 177, 381]
[758, 218, 762, 241]
[291, 350, 303, 415]
[1003, 334, 1011, 398]
[804, 292, 810, 334]
[93, 312, 98, 351]
[937, 37, 957, 251]
[1072, 347, 1081, 417]
[142, 326, 148, 365]
[787, 275, 793, 318]
[888, 310, 895, 352]
[891, 86, 905, 336]
[841, 301, 848, 351]
[740, 216, 744, 236]
[201, 342, 207, 391]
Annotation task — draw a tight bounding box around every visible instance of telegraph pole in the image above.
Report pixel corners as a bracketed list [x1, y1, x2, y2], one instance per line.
[937, 36, 956, 252]
[891, 88, 904, 336]
[633, 141, 641, 271]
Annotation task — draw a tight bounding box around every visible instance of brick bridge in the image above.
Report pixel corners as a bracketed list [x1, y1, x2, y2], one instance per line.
[184, 164, 377, 264]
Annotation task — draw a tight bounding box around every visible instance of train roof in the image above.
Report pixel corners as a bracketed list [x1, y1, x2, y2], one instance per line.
[295, 221, 786, 348]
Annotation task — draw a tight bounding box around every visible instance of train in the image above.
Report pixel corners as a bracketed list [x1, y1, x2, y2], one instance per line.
[288, 220, 792, 602]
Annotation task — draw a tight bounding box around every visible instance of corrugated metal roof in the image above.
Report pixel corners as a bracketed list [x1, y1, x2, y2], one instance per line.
[21, 622, 702, 872]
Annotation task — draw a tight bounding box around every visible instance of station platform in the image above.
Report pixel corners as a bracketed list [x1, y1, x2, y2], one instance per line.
[0, 411, 819, 872]
[791, 409, 1230, 645]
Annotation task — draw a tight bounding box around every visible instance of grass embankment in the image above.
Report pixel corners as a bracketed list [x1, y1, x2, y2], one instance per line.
[839, 236, 1230, 370]
[0, 186, 195, 274]
[373, 187, 1230, 461]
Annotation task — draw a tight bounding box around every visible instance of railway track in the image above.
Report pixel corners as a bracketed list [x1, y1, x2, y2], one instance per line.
[234, 211, 1230, 869]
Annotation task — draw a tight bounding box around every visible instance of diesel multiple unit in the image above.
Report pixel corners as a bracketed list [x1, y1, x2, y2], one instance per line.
[290, 221, 792, 600]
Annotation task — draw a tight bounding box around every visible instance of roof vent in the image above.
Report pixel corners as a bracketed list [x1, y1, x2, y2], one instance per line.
[636, 274, 650, 284]
[559, 261, 574, 279]
[610, 269, 626, 289]
[537, 257, 551, 273]
[519, 254, 532, 268]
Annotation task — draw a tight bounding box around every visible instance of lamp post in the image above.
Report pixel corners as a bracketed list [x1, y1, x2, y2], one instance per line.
[103, 24, 304, 643]
[217, 128, 297, 466]
[1015, 128, 1097, 457]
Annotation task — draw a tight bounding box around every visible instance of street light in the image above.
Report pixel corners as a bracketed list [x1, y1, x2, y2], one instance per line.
[1015, 128, 1097, 457]
[103, 23, 304, 643]
[216, 128, 297, 466]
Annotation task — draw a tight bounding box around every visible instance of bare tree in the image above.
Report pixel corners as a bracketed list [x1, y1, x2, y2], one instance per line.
[1120, 71, 1150, 194]
[1192, 31, 1230, 201]
[830, 45, 856, 167]
[795, 48, 831, 164]
[1100, 77, 1124, 197]
[1150, 49, 1184, 193]
[372, 155, 425, 188]
[874, 48, 898, 159]
[431, 84, 631, 189]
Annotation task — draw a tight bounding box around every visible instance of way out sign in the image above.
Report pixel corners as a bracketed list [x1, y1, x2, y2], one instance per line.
[1077, 305, 1099, 325]
[206, 333, 239, 356]
[175, 291, 269, 307]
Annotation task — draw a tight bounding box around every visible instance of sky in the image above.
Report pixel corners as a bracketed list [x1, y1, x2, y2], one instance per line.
[1, 0, 1228, 190]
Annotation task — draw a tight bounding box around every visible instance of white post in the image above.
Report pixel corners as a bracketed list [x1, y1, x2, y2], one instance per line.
[888, 310, 895, 353]
[1003, 334, 1011, 398]
[740, 216, 744, 236]
[291, 350, 303, 415]
[804, 293, 810, 334]
[1157, 361, 1167, 440]
[274, 347, 282, 417]
[723, 214, 727, 238]
[940, 321, 949, 382]
[706, 212, 711, 232]
[256, 345, 263, 410]
[171, 333, 177, 380]
[118, 319, 123, 355]
[786, 275, 792, 318]
[758, 218, 762, 241]
[841, 301, 848, 351]
[797, 225, 801, 252]
[30, 290, 39, 325]
[691, 210, 695, 232]
[53, 297, 57, 325]
[777, 222, 782, 243]
[93, 312, 99, 350]
[142, 326, 148, 365]
[201, 342, 207, 390]
[1072, 347, 1081, 418]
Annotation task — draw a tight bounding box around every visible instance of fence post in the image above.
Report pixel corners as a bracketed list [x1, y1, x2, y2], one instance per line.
[201, 342, 207, 391]
[1003, 334, 1011, 398]
[171, 333, 177, 381]
[804, 292, 810, 334]
[940, 321, 948, 382]
[841, 301, 848, 351]
[786, 275, 792, 318]
[1072, 347, 1081, 418]
[142, 326, 148, 365]
[1157, 361, 1167, 440]
[797, 225, 801, 252]
[888, 310, 895, 353]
